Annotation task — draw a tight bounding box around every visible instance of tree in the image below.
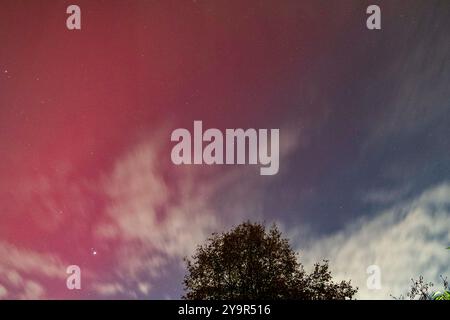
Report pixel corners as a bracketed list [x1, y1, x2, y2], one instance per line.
[182, 221, 357, 300]
[394, 276, 450, 300]
[394, 248, 450, 300]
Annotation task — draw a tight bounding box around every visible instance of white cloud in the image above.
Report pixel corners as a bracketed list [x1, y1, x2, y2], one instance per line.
[92, 122, 306, 297]
[92, 282, 125, 297]
[0, 241, 65, 299]
[95, 139, 219, 296]
[19, 281, 45, 300]
[0, 285, 7, 299]
[362, 184, 412, 205]
[298, 183, 450, 299]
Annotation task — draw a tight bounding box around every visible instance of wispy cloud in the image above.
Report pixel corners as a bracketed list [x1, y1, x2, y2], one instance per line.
[91, 121, 308, 297]
[94, 139, 219, 296]
[298, 183, 450, 299]
[363, 4, 450, 149]
[0, 241, 65, 299]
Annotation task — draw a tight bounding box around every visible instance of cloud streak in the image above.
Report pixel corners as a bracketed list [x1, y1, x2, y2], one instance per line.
[298, 183, 450, 299]
[0, 241, 66, 299]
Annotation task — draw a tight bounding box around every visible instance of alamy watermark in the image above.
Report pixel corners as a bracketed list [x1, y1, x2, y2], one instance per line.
[66, 265, 81, 290]
[170, 121, 280, 175]
[366, 265, 382, 290]
[65, 4, 381, 32]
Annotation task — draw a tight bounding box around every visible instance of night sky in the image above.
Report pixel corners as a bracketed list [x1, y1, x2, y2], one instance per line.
[0, 0, 449, 299]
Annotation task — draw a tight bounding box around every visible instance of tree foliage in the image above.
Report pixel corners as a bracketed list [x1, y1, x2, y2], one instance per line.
[394, 248, 450, 300]
[183, 221, 357, 300]
[397, 276, 450, 300]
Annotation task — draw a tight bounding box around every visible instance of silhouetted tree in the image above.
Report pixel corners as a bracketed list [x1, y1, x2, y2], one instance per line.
[392, 276, 449, 300]
[394, 248, 450, 300]
[183, 221, 357, 300]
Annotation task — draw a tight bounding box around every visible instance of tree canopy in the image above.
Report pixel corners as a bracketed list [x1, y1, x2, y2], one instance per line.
[183, 221, 357, 300]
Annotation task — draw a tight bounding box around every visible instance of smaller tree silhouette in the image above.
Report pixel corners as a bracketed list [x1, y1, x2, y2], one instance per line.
[183, 221, 357, 300]
[394, 248, 450, 300]
[395, 276, 450, 300]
